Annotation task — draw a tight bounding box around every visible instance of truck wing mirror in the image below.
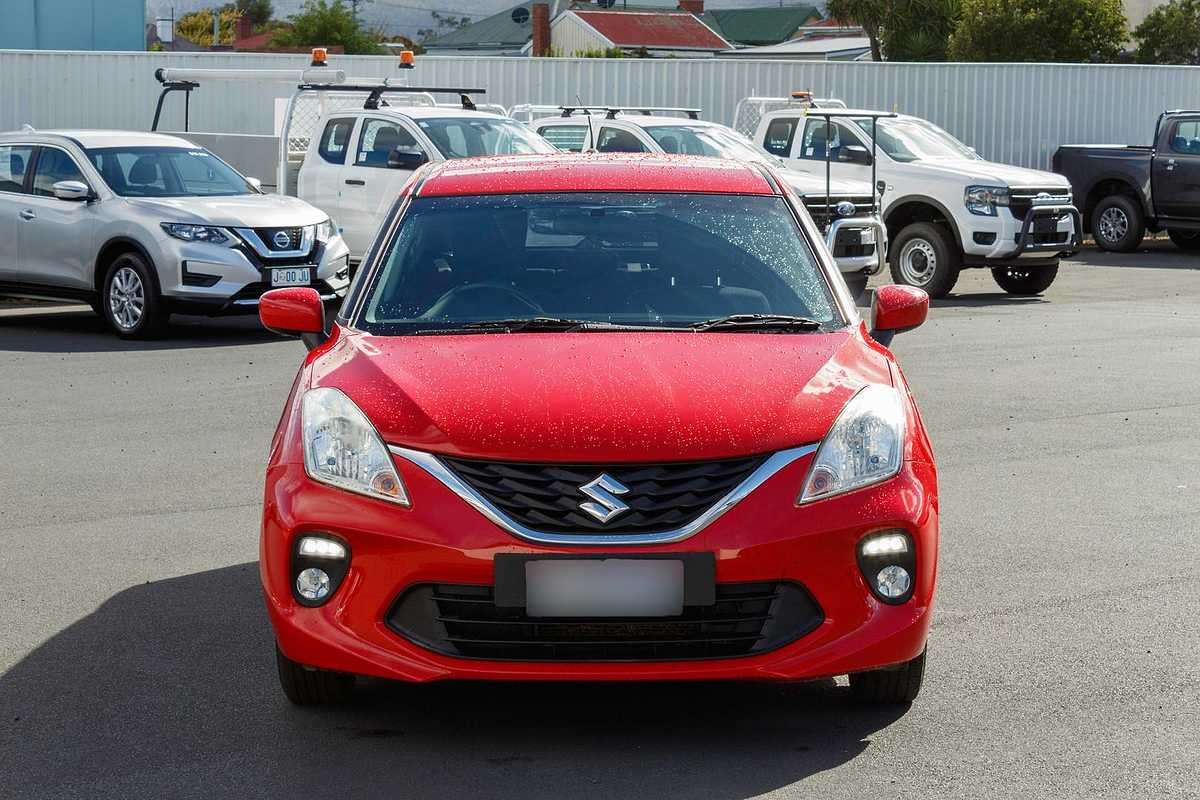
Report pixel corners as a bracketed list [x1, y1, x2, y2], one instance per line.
[389, 148, 429, 170]
[841, 145, 872, 166]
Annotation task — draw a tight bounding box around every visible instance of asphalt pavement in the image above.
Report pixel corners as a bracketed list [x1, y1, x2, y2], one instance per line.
[1, 242, 1197, 799]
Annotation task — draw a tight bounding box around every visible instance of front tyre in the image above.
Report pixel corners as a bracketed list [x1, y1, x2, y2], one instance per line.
[991, 264, 1059, 295]
[889, 222, 961, 298]
[1091, 195, 1144, 253]
[1167, 228, 1200, 251]
[102, 252, 168, 339]
[849, 647, 926, 704]
[275, 644, 355, 706]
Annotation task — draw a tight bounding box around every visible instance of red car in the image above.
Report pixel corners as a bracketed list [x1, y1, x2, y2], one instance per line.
[258, 153, 938, 706]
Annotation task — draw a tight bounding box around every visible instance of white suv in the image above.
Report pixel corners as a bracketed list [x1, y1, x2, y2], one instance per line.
[752, 105, 1081, 297]
[0, 130, 350, 338]
[530, 108, 885, 299]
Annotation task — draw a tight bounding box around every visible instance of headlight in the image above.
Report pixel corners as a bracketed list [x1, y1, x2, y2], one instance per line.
[798, 384, 905, 503]
[964, 185, 1009, 217]
[160, 222, 231, 245]
[316, 218, 338, 241]
[302, 387, 409, 505]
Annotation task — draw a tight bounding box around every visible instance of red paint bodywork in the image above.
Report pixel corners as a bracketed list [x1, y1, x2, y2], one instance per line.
[872, 285, 930, 334]
[260, 287, 325, 336]
[261, 155, 939, 684]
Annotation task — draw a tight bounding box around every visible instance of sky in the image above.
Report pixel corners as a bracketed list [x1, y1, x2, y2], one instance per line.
[147, 0, 820, 38]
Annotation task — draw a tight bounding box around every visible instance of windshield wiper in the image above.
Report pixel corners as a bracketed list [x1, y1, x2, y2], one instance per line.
[689, 314, 824, 332]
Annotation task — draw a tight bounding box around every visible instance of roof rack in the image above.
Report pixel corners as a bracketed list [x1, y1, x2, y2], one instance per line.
[559, 105, 702, 120]
[295, 83, 487, 111]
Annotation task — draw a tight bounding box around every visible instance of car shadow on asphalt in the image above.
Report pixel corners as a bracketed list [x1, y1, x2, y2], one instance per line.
[931, 292, 1046, 309]
[0, 306, 281, 352]
[0, 564, 909, 799]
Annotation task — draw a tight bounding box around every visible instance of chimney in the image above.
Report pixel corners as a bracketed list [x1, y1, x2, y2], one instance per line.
[236, 14, 253, 41]
[532, 3, 551, 57]
[678, 0, 704, 14]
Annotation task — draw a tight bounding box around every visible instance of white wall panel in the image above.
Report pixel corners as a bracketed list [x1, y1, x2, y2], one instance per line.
[2, 50, 1199, 170]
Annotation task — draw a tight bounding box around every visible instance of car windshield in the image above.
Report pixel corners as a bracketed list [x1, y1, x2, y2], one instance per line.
[85, 146, 254, 197]
[853, 117, 979, 163]
[355, 192, 839, 335]
[645, 125, 778, 165]
[416, 117, 557, 159]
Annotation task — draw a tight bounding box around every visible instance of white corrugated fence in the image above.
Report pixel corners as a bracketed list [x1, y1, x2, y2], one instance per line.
[2, 49, 1199, 170]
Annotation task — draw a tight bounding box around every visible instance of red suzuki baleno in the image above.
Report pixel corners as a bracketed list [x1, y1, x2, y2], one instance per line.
[259, 153, 938, 706]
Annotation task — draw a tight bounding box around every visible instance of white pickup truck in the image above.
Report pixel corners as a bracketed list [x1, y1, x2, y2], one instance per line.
[739, 96, 1082, 298]
[151, 63, 553, 261]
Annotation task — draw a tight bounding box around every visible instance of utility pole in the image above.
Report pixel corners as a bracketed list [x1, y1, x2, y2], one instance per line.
[212, 5, 219, 48]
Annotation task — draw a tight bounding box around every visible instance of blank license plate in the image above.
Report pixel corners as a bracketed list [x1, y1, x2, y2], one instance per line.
[270, 267, 311, 287]
[525, 559, 685, 618]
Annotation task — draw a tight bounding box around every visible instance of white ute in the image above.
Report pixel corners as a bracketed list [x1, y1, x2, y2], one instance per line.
[740, 94, 1082, 297]
[522, 105, 885, 300]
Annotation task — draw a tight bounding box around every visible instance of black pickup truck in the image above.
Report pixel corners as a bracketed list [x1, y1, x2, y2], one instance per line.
[1053, 110, 1200, 252]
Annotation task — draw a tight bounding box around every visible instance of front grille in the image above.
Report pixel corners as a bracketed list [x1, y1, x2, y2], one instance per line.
[387, 581, 823, 661]
[258, 226, 304, 251]
[439, 454, 766, 535]
[802, 194, 874, 232]
[1014, 230, 1070, 245]
[1008, 188, 1071, 220]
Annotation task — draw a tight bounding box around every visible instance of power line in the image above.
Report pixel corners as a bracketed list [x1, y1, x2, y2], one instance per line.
[366, 0, 486, 17]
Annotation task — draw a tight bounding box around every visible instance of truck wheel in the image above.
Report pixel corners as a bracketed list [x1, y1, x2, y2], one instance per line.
[275, 644, 354, 705]
[102, 253, 169, 339]
[991, 265, 1058, 295]
[1091, 195, 1144, 252]
[843, 274, 869, 304]
[849, 647, 926, 704]
[889, 222, 960, 298]
[1167, 229, 1200, 251]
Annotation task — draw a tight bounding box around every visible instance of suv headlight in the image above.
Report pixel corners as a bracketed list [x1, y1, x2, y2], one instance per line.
[161, 222, 231, 245]
[964, 185, 1009, 217]
[302, 387, 409, 505]
[316, 218, 339, 242]
[798, 385, 905, 504]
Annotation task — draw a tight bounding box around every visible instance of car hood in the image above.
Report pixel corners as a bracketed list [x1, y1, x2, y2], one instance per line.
[778, 169, 873, 198]
[308, 328, 893, 462]
[898, 158, 1071, 189]
[125, 194, 326, 228]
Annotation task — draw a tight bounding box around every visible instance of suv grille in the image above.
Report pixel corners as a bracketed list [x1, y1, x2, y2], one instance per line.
[802, 194, 874, 232]
[257, 226, 305, 251]
[439, 455, 766, 535]
[1007, 188, 1071, 220]
[387, 581, 823, 661]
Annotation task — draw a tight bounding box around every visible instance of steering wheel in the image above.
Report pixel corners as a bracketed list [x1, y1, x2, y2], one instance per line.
[419, 282, 544, 320]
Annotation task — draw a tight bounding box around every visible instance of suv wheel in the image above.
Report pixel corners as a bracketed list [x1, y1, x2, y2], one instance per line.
[275, 644, 355, 705]
[102, 253, 169, 339]
[1091, 195, 1144, 253]
[849, 647, 926, 704]
[991, 264, 1059, 295]
[889, 222, 961, 298]
[1167, 228, 1200, 251]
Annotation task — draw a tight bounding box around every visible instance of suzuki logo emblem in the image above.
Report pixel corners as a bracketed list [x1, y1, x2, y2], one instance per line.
[578, 473, 630, 523]
[272, 230, 292, 249]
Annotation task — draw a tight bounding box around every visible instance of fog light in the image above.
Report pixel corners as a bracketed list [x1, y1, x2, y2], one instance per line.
[298, 536, 347, 559]
[861, 533, 908, 557]
[296, 567, 331, 601]
[875, 565, 911, 599]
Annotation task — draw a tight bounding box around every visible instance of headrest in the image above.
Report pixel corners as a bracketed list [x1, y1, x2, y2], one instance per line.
[658, 135, 680, 154]
[129, 156, 160, 185]
[10, 152, 25, 177]
[373, 127, 402, 153]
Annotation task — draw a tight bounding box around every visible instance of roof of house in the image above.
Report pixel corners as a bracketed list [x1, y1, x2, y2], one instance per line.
[570, 10, 730, 51]
[723, 34, 870, 57]
[417, 153, 774, 198]
[699, 6, 819, 46]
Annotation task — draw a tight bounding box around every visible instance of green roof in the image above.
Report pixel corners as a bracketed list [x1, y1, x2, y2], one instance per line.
[700, 6, 819, 46]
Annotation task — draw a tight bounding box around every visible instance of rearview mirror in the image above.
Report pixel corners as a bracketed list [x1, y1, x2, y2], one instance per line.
[840, 145, 872, 166]
[870, 284, 928, 346]
[260, 287, 327, 350]
[52, 180, 91, 201]
[246, 176, 263, 192]
[389, 148, 429, 170]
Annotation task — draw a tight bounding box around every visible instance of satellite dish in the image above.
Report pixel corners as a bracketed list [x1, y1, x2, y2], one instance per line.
[511, 6, 530, 24]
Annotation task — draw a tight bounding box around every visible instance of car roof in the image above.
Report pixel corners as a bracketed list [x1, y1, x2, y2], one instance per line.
[368, 106, 509, 121]
[763, 108, 917, 123]
[0, 129, 200, 148]
[538, 115, 716, 128]
[416, 153, 777, 198]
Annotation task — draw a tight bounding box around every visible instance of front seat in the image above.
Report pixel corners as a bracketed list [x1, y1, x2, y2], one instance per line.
[128, 156, 162, 193]
[365, 127, 402, 166]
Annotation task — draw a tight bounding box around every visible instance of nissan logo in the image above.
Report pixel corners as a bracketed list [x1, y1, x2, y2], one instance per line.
[272, 231, 292, 249]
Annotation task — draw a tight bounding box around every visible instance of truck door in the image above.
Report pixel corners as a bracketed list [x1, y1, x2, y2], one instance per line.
[790, 118, 874, 186]
[298, 116, 358, 229]
[337, 117, 430, 257]
[0, 144, 34, 281]
[1152, 117, 1200, 220]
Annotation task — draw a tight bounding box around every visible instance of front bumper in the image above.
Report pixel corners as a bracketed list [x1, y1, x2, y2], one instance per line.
[962, 202, 1082, 265]
[827, 216, 886, 275]
[262, 448, 938, 683]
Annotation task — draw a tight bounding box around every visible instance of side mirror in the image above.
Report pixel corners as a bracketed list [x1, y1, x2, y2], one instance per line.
[388, 148, 429, 170]
[246, 176, 263, 192]
[870, 284, 928, 346]
[840, 145, 872, 166]
[52, 180, 91, 201]
[260, 287, 327, 350]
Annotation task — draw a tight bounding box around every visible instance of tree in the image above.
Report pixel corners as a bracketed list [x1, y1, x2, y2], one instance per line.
[270, 0, 386, 54]
[825, 0, 960, 61]
[228, 0, 274, 27]
[176, 7, 242, 47]
[1133, 0, 1200, 65]
[949, 0, 1126, 62]
[416, 11, 473, 43]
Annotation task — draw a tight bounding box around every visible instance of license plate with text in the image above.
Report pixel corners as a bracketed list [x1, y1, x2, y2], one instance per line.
[270, 268, 311, 287]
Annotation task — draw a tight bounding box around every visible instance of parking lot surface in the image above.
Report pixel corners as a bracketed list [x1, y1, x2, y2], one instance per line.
[1, 243, 1197, 799]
